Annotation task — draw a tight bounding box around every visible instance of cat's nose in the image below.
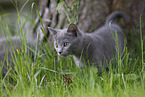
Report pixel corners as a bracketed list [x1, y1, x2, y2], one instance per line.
[59, 51, 62, 55]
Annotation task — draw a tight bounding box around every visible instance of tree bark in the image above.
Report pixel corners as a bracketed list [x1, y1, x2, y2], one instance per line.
[32, 0, 145, 47]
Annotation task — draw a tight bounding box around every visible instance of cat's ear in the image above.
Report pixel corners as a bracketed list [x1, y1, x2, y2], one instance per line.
[67, 23, 80, 37]
[48, 27, 57, 35]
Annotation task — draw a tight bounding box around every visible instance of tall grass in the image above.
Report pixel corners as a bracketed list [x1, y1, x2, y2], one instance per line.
[0, 1, 145, 97]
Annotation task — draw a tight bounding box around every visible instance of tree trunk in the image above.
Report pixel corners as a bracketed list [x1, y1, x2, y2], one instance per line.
[32, 0, 145, 47]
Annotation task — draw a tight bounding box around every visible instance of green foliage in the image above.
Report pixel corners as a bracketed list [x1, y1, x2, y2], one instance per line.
[56, 0, 81, 24]
[56, 1, 65, 14]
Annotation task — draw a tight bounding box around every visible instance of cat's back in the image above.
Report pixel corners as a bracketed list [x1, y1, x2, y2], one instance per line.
[0, 36, 34, 62]
[91, 23, 125, 55]
[91, 23, 124, 46]
[0, 36, 25, 54]
[93, 23, 122, 36]
[0, 36, 21, 46]
[0, 36, 34, 50]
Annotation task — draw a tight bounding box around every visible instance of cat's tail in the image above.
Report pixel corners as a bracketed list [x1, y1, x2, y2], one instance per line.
[105, 11, 129, 25]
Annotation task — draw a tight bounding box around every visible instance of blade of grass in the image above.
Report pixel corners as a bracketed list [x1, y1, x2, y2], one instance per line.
[139, 15, 144, 90]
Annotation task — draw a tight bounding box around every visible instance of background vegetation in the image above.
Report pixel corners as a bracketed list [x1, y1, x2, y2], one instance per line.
[0, 0, 145, 97]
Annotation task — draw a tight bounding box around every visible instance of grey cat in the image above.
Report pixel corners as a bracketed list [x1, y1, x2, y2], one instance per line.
[48, 11, 129, 74]
[0, 36, 35, 78]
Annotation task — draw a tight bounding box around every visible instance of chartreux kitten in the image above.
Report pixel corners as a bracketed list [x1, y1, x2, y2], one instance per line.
[48, 11, 128, 74]
[0, 36, 35, 77]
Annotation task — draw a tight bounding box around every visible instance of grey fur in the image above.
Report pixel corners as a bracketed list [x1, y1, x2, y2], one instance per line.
[48, 11, 127, 73]
[0, 36, 35, 77]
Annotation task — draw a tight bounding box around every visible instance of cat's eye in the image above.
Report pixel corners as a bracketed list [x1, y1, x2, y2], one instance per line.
[64, 42, 69, 47]
[56, 45, 58, 48]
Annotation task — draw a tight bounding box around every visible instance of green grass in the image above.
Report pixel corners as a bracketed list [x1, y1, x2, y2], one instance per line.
[0, 2, 145, 97]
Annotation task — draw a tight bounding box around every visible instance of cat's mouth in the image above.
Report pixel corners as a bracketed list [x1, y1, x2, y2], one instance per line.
[58, 54, 67, 57]
[58, 53, 68, 57]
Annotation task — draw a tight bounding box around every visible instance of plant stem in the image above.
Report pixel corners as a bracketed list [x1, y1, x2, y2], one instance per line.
[140, 15, 144, 73]
[140, 14, 144, 89]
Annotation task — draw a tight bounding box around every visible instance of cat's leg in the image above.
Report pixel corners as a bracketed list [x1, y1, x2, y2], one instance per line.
[73, 55, 85, 68]
[96, 63, 109, 75]
[96, 65, 104, 75]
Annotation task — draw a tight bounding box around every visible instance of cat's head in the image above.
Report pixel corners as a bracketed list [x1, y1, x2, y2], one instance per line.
[48, 23, 82, 57]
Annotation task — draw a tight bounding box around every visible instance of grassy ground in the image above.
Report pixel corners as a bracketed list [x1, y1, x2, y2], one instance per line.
[1, 40, 144, 97]
[0, 3, 145, 97]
